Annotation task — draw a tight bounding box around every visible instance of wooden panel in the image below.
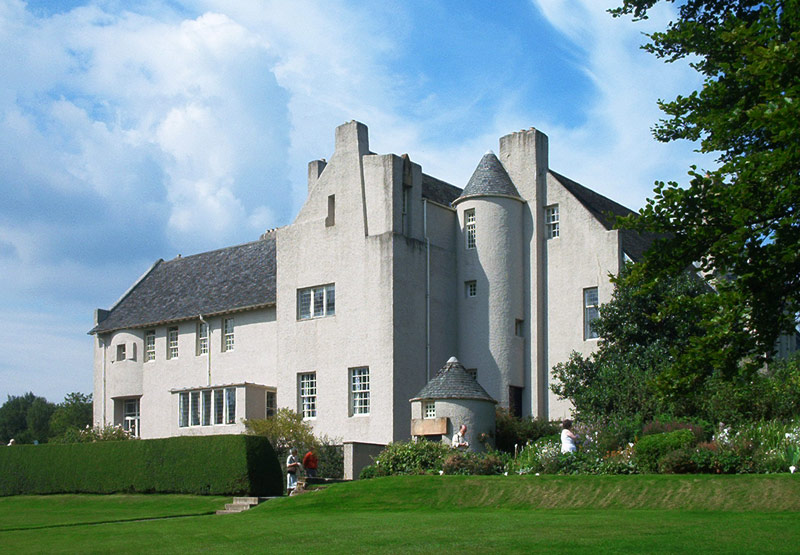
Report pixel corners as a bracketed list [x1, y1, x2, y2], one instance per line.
[411, 417, 448, 436]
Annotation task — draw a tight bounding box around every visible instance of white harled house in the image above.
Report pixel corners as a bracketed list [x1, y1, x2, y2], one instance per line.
[90, 120, 658, 461]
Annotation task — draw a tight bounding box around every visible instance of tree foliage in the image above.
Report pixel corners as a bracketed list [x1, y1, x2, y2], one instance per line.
[49, 392, 93, 439]
[611, 0, 800, 362]
[0, 393, 55, 444]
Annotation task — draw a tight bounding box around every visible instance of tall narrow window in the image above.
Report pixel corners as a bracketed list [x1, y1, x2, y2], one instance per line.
[179, 392, 189, 427]
[116, 344, 126, 362]
[515, 319, 524, 337]
[297, 284, 335, 320]
[190, 391, 201, 426]
[465, 209, 476, 249]
[144, 330, 156, 362]
[167, 327, 179, 359]
[225, 387, 236, 424]
[214, 389, 224, 425]
[326, 194, 335, 227]
[350, 367, 370, 416]
[123, 399, 140, 437]
[465, 280, 477, 298]
[223, 318, 235, 352]
[266, 391, 277, 418]
[299, 373, 317, 419]
[584, 287, 600, 340]
[546, 205, 560, 238]
[202, 390, 212, 426]
[197, 322, 208, 355]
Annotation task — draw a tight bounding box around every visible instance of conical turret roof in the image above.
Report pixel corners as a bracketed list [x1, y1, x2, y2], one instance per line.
[454, 151, 521, 204]
[410, 357, 497, 403]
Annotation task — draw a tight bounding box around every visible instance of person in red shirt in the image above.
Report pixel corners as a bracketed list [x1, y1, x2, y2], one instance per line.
[303, 449, 319, 478]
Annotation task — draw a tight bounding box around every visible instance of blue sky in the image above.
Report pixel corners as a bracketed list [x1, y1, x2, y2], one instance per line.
[0, 0, 707, 404]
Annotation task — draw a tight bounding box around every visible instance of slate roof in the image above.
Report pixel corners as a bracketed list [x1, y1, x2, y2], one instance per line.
[422, 173, 462, 206]
[455, 151, 522, 203]
[90, 235, 276, 334]
[550, 170, 663, 262]
[410, 357, 497, 403]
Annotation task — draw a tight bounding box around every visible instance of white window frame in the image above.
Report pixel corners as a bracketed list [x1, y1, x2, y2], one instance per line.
[465, 280, 477, 298]
[178, 387, 236, 428]
[223, 317, 235, 352]
[584, 287, 600, 340]
[144, 330, 156, 362]
[167, 327, 179, 359]
[116, 343, 126, 362]
[266, 390, 277, 418]
[123, 398, 140, 437]
[297, 284, 335, 320]
[424, 400, 436, 419]
[465, 209, 476, 249]
[299, 373, 317, 419]
[197, 322, 208, 355]
[546, 205, 559, 239]
[349, 367, 370, 416]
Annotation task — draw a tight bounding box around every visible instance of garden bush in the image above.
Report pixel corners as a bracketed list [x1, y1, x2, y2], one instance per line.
[442, 451, 506, 475]
[634, 429, 696, 473]
[658, 448, 696, 474]
[641, 419, 708, 443]
[0, 435, 282, 496]
[495, 409, 559, 453]
[372, 441, 451, 475]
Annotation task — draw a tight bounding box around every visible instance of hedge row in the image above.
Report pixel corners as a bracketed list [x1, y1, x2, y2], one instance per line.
[0, 435, 282, 497]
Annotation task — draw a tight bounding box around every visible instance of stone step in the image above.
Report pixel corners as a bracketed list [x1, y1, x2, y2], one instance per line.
[233, 497, 260, 505]
[223, 503, 251, 512]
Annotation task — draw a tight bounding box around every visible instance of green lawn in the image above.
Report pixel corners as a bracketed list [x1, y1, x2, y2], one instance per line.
[1, 475, 799, 553]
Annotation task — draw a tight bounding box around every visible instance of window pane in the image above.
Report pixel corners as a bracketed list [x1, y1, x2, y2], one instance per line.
[226, 388, 236, 424]
[168, 327, 179, 359]
[313, 288, 324, 317]
[202, 390, 212, 426]
[584, 287, 599, 339]
[214, 389, 224, 425]
[190, 391, 200, 426]
[266, 391, 277, 418]
[224, 318, 235, 352]
[145, 331, 156, 362]
[299, 373, 317, 418]
[350, 367, 370, 416]
[179, 392, 189, 427]
[326, 285, 335, 316]
[298, 289, 311, 319]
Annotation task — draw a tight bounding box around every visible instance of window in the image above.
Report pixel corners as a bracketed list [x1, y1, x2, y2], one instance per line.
[424, 400, 436, 419]
[197, 322, 208, 355]
[145, 330, 155, 362]
[223, 318, 235, 352]
[123, 398, 140, 437]
[116, 344, 126, 362]
[214, 389, 224, 425]
[466, 368, 478, 380]
[584, 287, 600, 340]
[297, 284, 335, 320]
[465, 209, 476, 249]
[326, 194, 335, 227]
[509, 386, 523, 418]
[515, 319, 524, 337]
[465, 280, 477, 298]
[266, 391, 277, 418]
[202, 390, 212, 426]
[299, 373, 317, 419]
[180, 387, 235, 428]
[179, 392, 189, 427]
[190, 391, 201, 426]
[167, 327, 179, 359]
[226, 387, 236, 424]
[350, 367, 370, 416]
[546, 205, 559, 238]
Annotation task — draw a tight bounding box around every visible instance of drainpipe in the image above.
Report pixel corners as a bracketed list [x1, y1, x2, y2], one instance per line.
[424, 199, 431, 382]
[199, 314, 211, 386]
[100, 336, 107, 425]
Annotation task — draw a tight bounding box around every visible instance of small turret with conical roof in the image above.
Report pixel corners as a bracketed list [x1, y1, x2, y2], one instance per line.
[453, 151, 522, 205]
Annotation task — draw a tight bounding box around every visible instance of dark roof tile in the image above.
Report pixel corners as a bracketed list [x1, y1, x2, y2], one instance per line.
[410, 357, 497, 403]
[455, 152, 521, 203]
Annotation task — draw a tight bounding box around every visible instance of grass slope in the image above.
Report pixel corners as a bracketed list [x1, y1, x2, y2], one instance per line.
[1, 475, 799, 553]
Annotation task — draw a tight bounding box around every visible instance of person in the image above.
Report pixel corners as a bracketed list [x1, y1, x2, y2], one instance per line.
[452, 424, 469, 449]
[303, 449, 319, 478]
[561, 419, 578, 454]
[7, 438, 15, 446]
[286, 448, 301, 492]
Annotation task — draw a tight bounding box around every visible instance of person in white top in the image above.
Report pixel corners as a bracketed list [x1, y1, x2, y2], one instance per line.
[286, 448, 301, 492]
[561, 419, 578, 454]
[452, 424, 469, 449]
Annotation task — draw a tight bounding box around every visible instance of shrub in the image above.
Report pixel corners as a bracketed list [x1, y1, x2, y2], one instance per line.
[442, 451, 506, 476]
[358, 464, 386, 480]
[50, 424, 135, 444]
[0, 435, 282, 496]
[373, 441, 451, 475]
[495, 408, 559, 453]
[634, 429, 696, 473]
[641, 419, 708, 444]
[658, 448, 696, 474]
[316, 441, 344, 479]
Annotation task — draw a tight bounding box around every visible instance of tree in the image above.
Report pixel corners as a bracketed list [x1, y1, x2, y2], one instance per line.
[49, 393, 93, 439]
[611, 1, 800, 363]
[0, 393, 55, 444]
[551, 267, 714, 421]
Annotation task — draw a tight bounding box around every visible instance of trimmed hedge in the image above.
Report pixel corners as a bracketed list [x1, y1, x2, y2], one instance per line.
[635, 429, 696, 473]
[0, 435, 282, 497]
